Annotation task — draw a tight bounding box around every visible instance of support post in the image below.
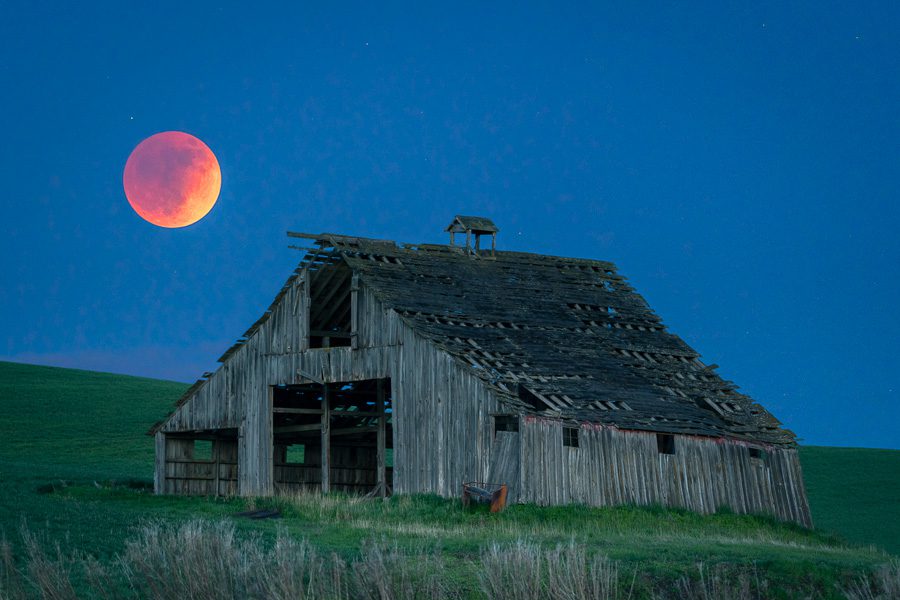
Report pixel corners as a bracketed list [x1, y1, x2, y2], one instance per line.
[350, 273, 359, 350]
[154, 432, 166, 494]
[299, 271, 311, 351]
[213, 439, 221, 497]
[321, 383, 330, 494]
[376, 379, 387, 497]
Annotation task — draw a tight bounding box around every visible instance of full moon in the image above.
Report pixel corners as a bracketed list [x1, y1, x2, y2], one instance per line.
[123, 131, 221, 228]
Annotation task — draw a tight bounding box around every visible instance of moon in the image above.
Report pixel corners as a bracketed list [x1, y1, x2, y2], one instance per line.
[123, 131, 221, 228]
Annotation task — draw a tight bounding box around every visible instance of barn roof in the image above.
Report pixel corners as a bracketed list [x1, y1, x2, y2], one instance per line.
[290, 231, 796, 447]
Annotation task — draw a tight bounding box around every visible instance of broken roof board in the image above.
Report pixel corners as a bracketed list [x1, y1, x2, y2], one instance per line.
[286, 233, 794, 447]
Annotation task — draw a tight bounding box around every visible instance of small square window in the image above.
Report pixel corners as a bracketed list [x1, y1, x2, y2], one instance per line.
[194, 440, 213, 461]
[656, 433, 675, 455]
[563, 427, 579, 448]
[749, 447, 766, 462]
[285, 444, 305, 464]
[494, 415, 519, 435]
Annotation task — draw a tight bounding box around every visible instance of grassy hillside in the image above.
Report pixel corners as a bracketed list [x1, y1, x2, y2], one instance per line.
[0, 360, 897, 597]
[801, 445, 900, 554]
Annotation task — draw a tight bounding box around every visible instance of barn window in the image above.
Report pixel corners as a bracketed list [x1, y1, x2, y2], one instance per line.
[563, 426, 579, 448]
[194, 440, 213, 461]
[656, 433, 675, 455]
[285, 444, 305, 464]
[494, 415, 519, 435]
[749, 447, 766, 462]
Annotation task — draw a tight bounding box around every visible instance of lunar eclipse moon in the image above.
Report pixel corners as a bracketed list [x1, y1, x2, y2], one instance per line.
[123, 131, 221, 228]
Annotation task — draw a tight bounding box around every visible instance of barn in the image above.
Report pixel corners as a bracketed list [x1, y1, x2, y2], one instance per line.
[149, 216, 812, 526]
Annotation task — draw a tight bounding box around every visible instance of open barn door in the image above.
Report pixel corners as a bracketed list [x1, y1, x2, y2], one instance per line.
[271, 378, 392, 496]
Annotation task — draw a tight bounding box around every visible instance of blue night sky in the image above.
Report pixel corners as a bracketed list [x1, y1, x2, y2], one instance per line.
[1, 3, 897, 449]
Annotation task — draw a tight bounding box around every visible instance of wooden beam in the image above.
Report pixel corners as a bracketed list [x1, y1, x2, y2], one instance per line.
[273, 408, 324, 415]
[308, 330, 354, 339]
[274, 423, 322, 434]
[335, 302, 353, 334]
[295, 367, 324, 385]
[214, 439, 221, 497]
[308, 265, 343, 325]
[299, 271, 310, 351]
[377, 378, 386, 498]
[351, 272, 359, 350]
[311, 268, 350, 325]
[314, 280, 352, 332]
[154, 432, 166, 494]
[330, 426, 379, 436]
[321, 384, 330, 494]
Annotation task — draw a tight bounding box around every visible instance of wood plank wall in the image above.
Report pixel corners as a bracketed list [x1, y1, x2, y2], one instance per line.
[519, 418, 811, 526]
[155, 267, 811, 527]
[157, 437, 239, 496]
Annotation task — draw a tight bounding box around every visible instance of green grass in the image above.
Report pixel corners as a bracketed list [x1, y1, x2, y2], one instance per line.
[0, 360, 897, 597]
[801, 445, 900, 554]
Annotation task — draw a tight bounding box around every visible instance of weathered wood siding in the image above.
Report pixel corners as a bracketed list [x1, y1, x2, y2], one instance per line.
[357, 283, 503, 495]
[156, 275, 499, 497]
[155, 436, 239, 496]
[390, 321, 502, 495]
[519, 418, 811, 526]
[154, 266, 811, 528]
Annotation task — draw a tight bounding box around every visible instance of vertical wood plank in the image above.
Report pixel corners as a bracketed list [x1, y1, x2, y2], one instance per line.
[376, 378, 386, 497]
[154, 432, 166, 494]
[321, 383, 330, 494]
[350, 273, 359, 350]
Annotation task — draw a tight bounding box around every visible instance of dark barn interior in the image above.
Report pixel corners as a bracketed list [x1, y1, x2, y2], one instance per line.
[272, 378, 392, 495]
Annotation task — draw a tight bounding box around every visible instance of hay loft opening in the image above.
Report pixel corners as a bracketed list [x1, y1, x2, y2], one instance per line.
[308, 259, 353, 348]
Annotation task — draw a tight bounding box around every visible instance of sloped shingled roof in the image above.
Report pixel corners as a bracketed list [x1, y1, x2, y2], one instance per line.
[293, 232, 795, 447]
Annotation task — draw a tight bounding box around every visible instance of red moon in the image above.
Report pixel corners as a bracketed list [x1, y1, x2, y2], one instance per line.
[123, 131, 221, 228]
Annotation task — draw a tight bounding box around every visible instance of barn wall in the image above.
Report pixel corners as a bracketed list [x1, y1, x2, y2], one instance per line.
[155, 274, 505, 497]
[358, 283, 504, 496]
[153, 267, 811, 527]
[390, 323, 503, 496]
[154, 436, 239, 496]
[519, 418, 812, 526]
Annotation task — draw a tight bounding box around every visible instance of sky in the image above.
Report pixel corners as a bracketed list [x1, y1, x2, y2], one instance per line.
[1, 2, 897, 450]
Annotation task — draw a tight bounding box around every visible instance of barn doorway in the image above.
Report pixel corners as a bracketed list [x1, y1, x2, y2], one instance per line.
[271, 378, 392, 496]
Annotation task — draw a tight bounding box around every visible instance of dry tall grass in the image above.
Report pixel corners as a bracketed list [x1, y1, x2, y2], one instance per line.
[842, 560, 900, 600]
[671, 563, 763, 600]
[1, 521, 460, 600]
[479, 541, 630, 600]
[1, 520, 892, 600]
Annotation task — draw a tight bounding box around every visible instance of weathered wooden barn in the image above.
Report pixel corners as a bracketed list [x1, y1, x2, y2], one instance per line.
[149, 216, 812, 526]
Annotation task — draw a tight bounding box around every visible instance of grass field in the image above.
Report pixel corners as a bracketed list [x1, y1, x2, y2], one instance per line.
[0, 360, 897, 598]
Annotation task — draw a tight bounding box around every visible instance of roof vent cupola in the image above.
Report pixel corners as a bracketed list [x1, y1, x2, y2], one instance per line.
[446, 215, 499, 256]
